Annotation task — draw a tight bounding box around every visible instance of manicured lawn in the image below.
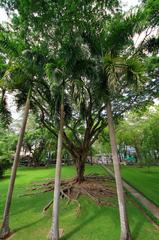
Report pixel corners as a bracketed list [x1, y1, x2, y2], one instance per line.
[121, 166, 159, 207]
[1, 165, 159, 239]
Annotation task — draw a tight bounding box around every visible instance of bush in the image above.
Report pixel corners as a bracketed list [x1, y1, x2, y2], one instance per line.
[0, 154, 11, 177]
[0, 128, 17, 178]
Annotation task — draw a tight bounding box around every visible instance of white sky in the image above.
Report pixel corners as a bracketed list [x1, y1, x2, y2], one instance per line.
[121, 0, 140, 11]
[0, 8, 8, 23]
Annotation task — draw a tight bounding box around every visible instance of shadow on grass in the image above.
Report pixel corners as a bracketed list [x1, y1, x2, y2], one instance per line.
[60, 202, 115, 240]
[1, 175, 11, 180]
[1, 174, 21, 181]
[61, 213, 97, 240]
[61, 195, 148, 240]
[0, 174, 19, 180]
[132, 220, 144, 240]
[142, 170, 158, 175]
[14, 217, 44, 232]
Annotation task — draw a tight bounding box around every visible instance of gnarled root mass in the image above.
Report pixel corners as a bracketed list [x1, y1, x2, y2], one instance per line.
[21, 174, 117, 213]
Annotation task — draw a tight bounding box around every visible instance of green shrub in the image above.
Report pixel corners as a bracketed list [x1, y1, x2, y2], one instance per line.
[0, 154, 12, 177]
[0, 127, 17, 177]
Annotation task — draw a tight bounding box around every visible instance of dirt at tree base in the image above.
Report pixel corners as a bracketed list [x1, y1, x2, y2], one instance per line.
[22, 174, 117, 210]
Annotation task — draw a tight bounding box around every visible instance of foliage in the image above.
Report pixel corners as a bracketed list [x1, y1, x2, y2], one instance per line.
[0, 88, 12, 127]
[23, 126, 57, 166]
[0, 123, 17, 177]
[0, 0, 159, 177]
[0, 54, 12, 127]
[116, 106, 159, 164]
[92, 128, 111, 155]
[142, 107, 159, 163]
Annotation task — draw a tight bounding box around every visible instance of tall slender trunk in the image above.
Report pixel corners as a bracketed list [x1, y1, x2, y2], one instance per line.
[134, 145, 141, 162]
[107, 101, 131, 240]
[49, 103, 64, 240]
[0, 90, 31, 239]
[134, 145, 142, 167]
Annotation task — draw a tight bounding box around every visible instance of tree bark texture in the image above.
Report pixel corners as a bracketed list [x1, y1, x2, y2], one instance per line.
[134, 145, 141, 163]
[0, 93, 30, 239]
[107, 101, 131, 240]
[49, 103, 64, 240]
[76, 160, 85, 183]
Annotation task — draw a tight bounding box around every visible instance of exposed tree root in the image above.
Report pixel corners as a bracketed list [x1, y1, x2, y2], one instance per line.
[0, 230, 15, 240]
[21, 174, 117, 213]
[43, 200, 53, 213]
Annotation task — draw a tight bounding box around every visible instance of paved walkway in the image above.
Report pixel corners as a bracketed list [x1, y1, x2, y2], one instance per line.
[103, 166, 159, 221]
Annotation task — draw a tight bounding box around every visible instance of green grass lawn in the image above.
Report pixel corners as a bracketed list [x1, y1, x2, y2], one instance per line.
[121, 166, 159, 207]
[1, 165, 159, 240]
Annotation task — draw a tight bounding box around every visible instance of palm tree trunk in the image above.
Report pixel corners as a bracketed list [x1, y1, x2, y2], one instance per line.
[49, 103, 64, 240]
[0, 90, 31, 239]
[107, 101, 131, 240]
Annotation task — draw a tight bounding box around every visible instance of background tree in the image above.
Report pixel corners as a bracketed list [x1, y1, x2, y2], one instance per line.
[1, 0, 158, 184]
[0, 1, 159, 239]
[47, 61, 65, 240]
[0, 123, 17, 178]
[117, 106, 159, 166]
[22, 127, 56, 166]
[92, 128, 111, 156]
[0, 25, 48, 238]
[116, 113, 145, 163]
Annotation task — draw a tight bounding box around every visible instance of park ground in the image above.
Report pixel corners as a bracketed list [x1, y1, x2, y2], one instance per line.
[121, 166, 159, 207]
[1, 165, 159, 240]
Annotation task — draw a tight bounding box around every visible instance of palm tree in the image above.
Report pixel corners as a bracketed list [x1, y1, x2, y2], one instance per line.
[0, 88, 12, 128]
[0, 89, 31, 238]
[49, 91, 64, 240]
[0, 47, 38, 238]
[46, 62, 66, 240]
[103, 54, 145, 240]
[107, 100, 131, 240]
[0, 54, 12, 128]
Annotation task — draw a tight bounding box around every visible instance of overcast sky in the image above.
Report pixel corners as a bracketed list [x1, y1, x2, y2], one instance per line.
[0, 8, 8, 23]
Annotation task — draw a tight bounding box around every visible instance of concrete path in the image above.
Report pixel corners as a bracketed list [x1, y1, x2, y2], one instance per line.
[103, 166, 159, 221]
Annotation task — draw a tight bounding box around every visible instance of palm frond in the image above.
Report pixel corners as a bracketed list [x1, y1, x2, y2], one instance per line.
[0, 89, 12, 128]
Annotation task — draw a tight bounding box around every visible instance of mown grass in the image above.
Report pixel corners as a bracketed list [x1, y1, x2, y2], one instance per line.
[1, 165, 159, 239]
[121, 166, 159, 207]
